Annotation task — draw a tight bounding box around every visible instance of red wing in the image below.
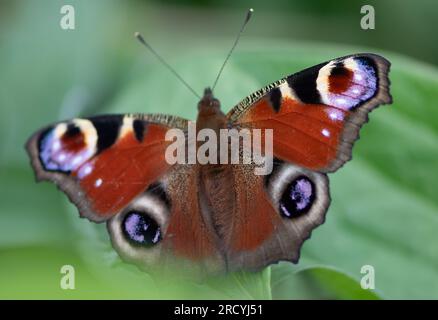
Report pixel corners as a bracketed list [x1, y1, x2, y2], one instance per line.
[225, 161, 330, 271]
[227, 53, 392, 172]
[26, 114, 187, 222]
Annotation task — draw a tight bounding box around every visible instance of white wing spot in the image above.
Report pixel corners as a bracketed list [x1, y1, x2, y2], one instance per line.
[95, 178, 103, 188]
[322, 129, 330, 137]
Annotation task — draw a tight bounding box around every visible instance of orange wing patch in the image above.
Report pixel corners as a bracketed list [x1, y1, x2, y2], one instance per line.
[74, 124, 171, 216]
[235, 96, 349, 170]
[229, 169, 278, 252]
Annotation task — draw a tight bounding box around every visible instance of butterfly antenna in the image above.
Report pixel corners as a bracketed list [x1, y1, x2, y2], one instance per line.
[211, 8, 253, 91]
[134, 32, 201, 99]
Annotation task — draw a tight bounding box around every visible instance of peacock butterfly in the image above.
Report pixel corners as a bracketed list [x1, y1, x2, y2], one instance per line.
[25, 10, 392, 274]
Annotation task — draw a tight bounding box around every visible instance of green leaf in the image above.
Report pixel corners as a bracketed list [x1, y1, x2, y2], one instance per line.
[306, 267, 380, 300]
[272, 265, 380, 300]
[1, 0, 438, 299]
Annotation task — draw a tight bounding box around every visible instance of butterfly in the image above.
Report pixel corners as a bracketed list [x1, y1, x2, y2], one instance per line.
[26, 51, 392, 274]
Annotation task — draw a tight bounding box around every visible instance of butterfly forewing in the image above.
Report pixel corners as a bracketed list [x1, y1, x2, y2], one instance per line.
[26, 114, 187, 221]
[228, 53, 392, 172]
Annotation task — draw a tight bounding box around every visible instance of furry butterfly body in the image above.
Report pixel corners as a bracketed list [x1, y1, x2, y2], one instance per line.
[26, 53, 392, 274]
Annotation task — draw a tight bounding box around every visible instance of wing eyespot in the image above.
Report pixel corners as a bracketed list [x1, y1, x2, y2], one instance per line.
[106, 187, 171, 269]
[279, 175, 315, 218]
[37, 120, 98, 173]
[264, 161, 329, 221]
[122, 211, 162, 247]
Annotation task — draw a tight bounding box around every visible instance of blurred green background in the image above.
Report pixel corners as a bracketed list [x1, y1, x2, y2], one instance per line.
[1, 0, 438, 299]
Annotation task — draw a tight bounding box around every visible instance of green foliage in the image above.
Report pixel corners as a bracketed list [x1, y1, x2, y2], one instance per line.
[1, 0, 437, 299]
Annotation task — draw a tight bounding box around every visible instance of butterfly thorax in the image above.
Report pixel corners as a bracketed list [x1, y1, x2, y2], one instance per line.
[196, 87, 229, 163]
[196, 88, 236, 245]
[196, 87, 227, 132]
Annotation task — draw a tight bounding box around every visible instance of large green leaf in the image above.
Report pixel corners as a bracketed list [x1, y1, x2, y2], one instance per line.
[1, 0, 437, 300]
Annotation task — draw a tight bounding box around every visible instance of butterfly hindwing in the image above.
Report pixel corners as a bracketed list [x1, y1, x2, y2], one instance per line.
[225, 159, 330, 270]
[107, 164, 226, 274]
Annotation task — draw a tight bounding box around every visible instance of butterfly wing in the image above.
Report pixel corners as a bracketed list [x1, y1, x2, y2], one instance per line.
[224, 53, 392, 270]
[228, 53, 392, 172]
[223, 160, 329, 270]
[26, 114, 187, 222]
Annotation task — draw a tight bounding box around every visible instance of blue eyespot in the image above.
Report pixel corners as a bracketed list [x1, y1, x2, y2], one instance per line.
[279, 176, 315, 218]
[122, 212, 161, 246]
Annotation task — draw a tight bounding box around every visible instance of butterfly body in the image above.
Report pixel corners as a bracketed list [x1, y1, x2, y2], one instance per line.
[26, 53, 392, 274]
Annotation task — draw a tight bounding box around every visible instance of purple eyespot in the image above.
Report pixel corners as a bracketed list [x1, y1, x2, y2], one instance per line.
[279, 176, 315, 218]
[38, 124, 93, 174]
[122, 212, 161, 246]
[325, 57, 378, 111]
